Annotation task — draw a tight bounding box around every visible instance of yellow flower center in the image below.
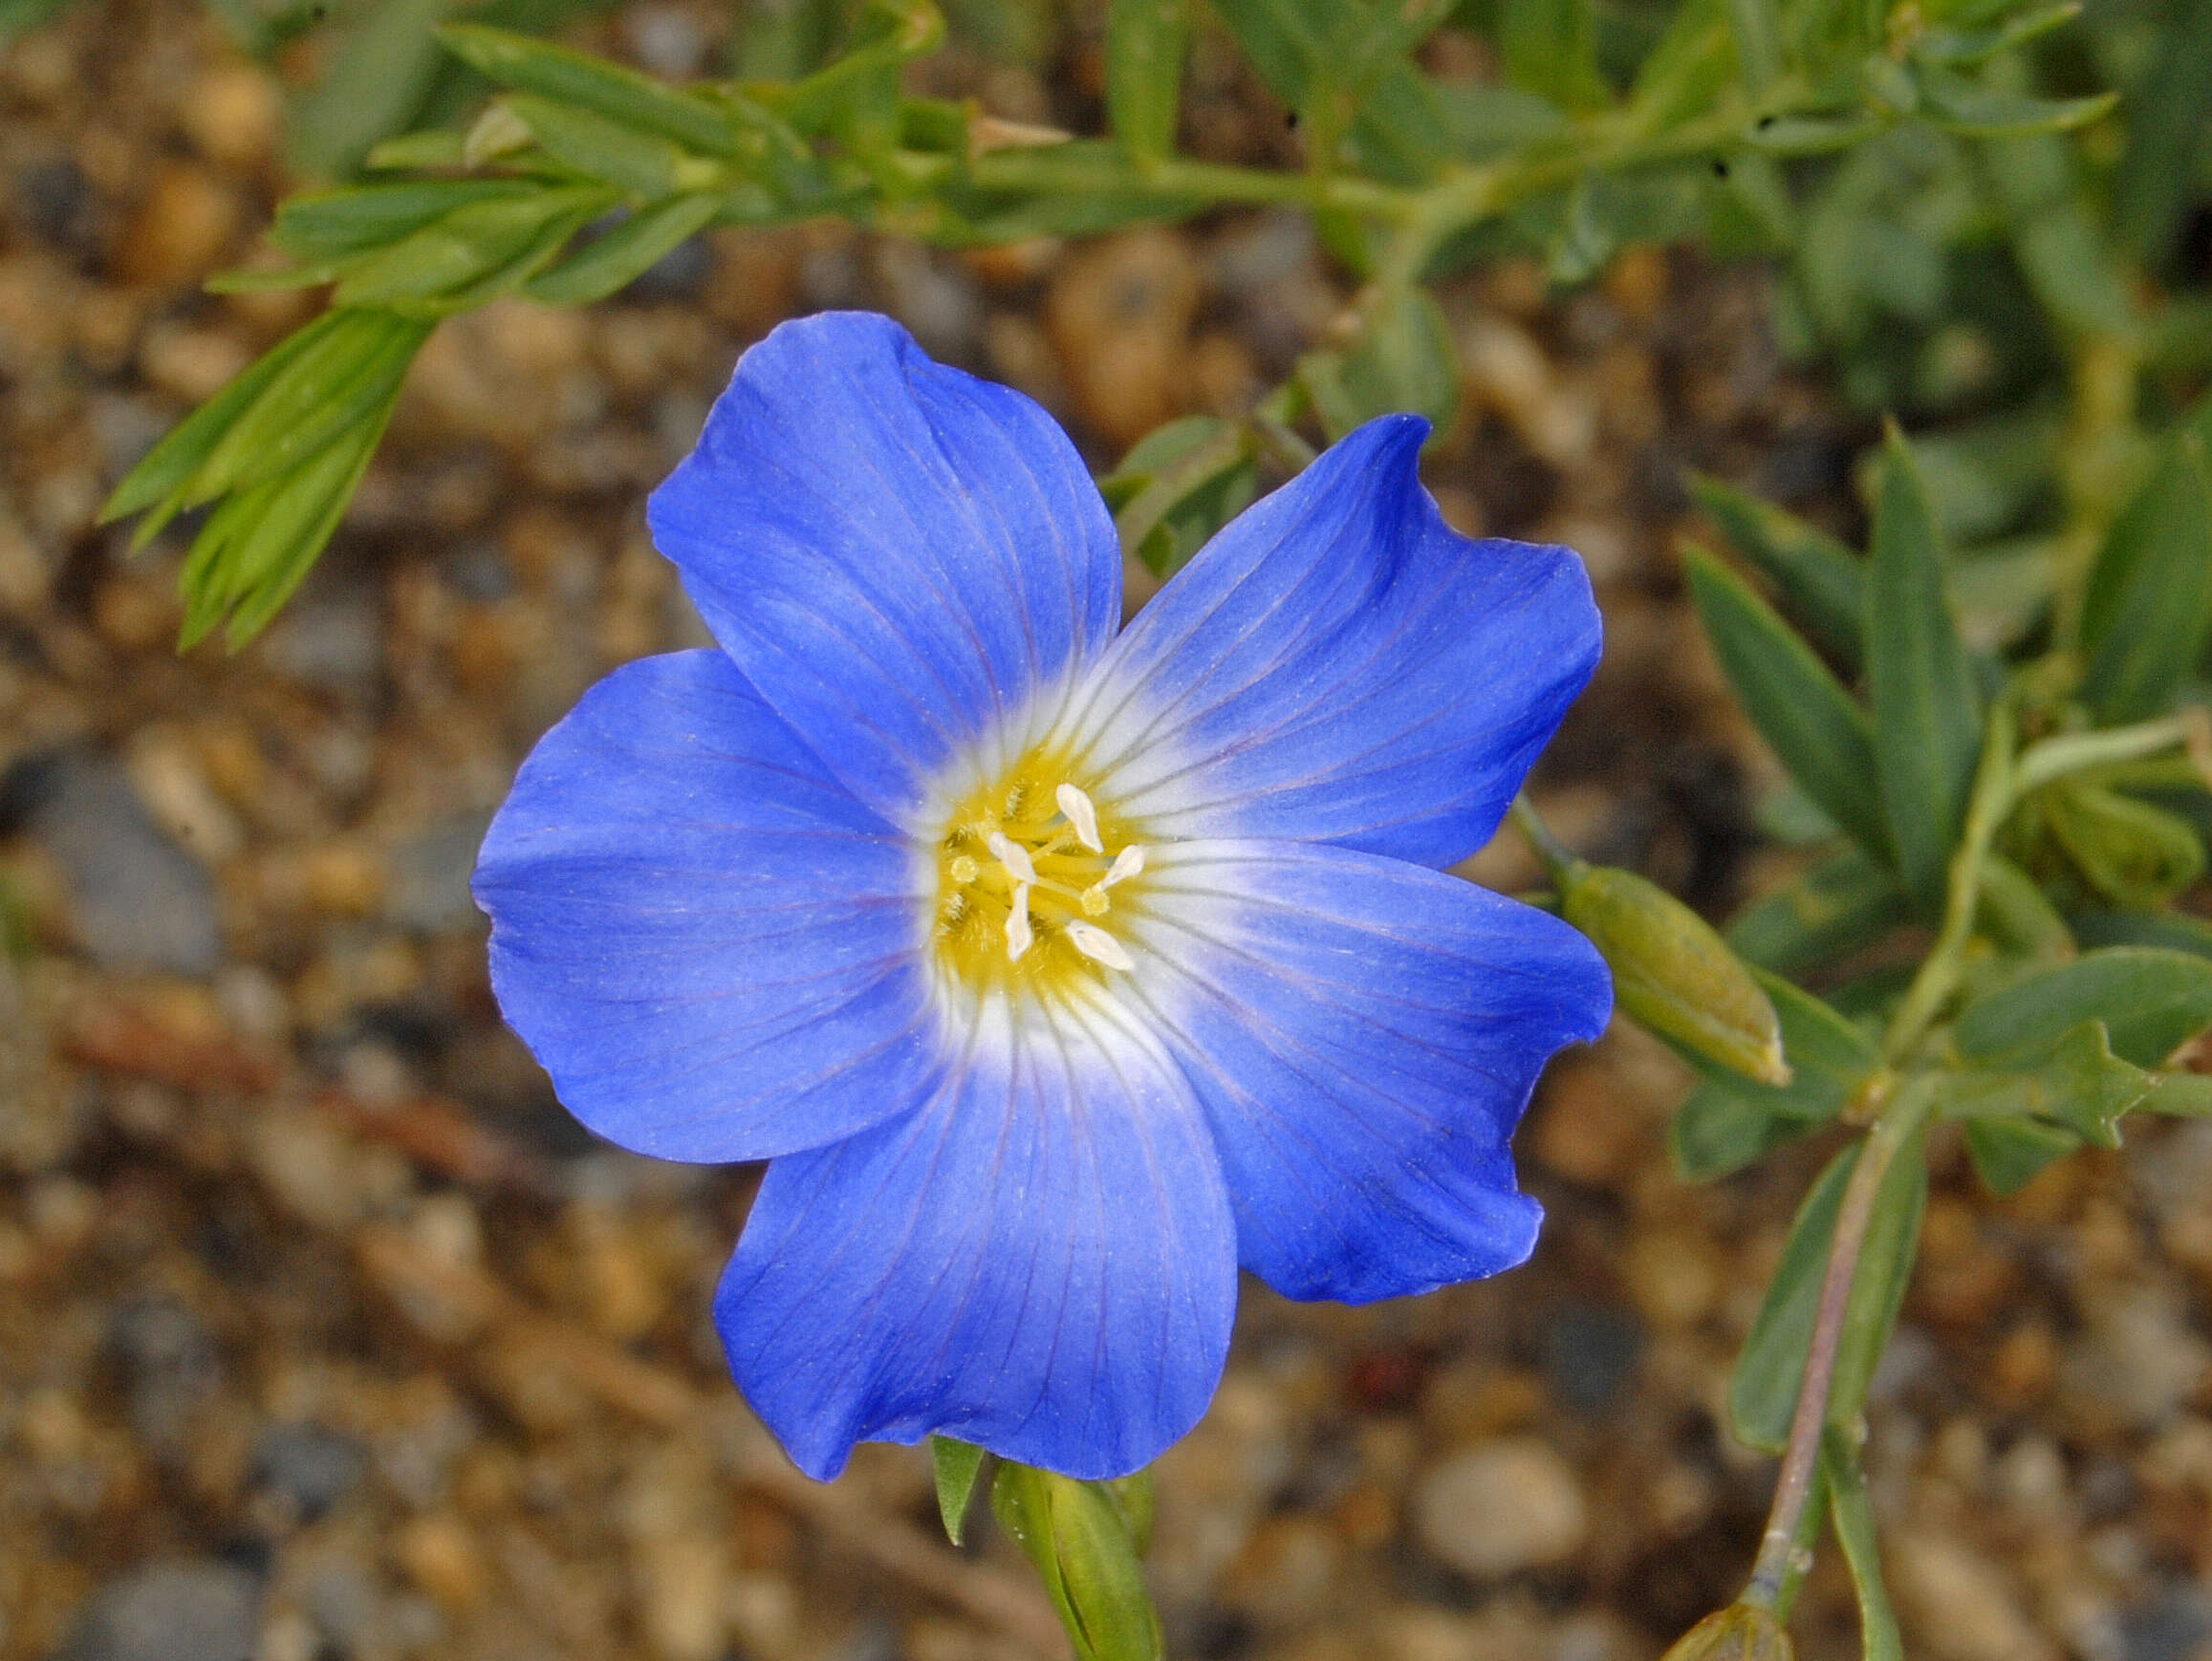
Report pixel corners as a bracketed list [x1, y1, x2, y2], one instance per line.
[930, 749, 1148, 996]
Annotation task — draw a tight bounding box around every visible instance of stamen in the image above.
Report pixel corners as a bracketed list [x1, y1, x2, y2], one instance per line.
[987, 832, 1036, 885]
[949, 854, 980, 885]
[1006, 884, 1033, 960]
[1065, 922, 1135, 972]
[1103, 844, 1145, 887]
[1079, 883, 1110, 917]
[1054, 784, 1104, 852]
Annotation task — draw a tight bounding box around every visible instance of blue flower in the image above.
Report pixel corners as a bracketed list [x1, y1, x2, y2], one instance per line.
[472, 311, 1611, 1482]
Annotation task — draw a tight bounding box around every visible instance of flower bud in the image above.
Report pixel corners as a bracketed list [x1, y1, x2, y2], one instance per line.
[1660, 1604, 1794, 1661]
[1559, 861, 1790, 1087]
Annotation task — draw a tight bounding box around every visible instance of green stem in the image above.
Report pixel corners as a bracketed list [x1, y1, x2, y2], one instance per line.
[1743, 1076, 1936, 1612]
[1510, 792, 1578, 887]
[1881, 699, 2019, 1066]
[2013, 711, 2204, 795]
[966, 148, 1415, 220]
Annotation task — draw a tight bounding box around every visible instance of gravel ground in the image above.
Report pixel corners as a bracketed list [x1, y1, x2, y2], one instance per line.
[4, 7, 2212, 1661]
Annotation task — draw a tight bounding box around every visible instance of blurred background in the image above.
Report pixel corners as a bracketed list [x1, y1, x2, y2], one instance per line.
[3, 3, 2212, 1660]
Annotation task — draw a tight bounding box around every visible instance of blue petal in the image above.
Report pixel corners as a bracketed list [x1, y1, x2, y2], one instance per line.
[472, 651, 943, 1163]
[1128, 840, 1611, 1303]
[716, 997, 1237, 1480]
[647, 312, 1123, 825]
[1059, 416, 1599, 869]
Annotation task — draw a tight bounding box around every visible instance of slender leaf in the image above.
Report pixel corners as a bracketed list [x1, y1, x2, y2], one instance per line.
[1867, 423, 1982, 914]
[334, 186, 612, 308]
[1954, 946, 2212, 1068]
[1503, 0, 1610, 111]
[438, 22, 745, 156]
[1963, 1116, 2078, 1195]
[1685, 549, 1891, 860]
[1106, 0, 1188, 164]
[525, 194, 720, 304]
[288, 0, 457, 177]
[1724, 0, 1781, 92]
[274, 181, 537, 262]
[2045, 784, 2206, 911]
[100, 312, 349, 527]
[1731, 1146, 1854, 1453]
[2078, 435, 2212, 723]
[2071, 909, 2212, 960]
[1727, 848, 1911, 975]
[1688, 474, 1866, 672]
[1915, 71, 2117, 139]
[507, 94, 711, 198]
[1669, 972, 1876, 1178]
[1822, 1431, 1904, 1661]
[2113, 0, 2212, 265]
[182, 311, 425, 504]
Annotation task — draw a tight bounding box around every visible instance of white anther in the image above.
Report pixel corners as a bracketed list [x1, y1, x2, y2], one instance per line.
[1065, 922, 1135, 972]
[1054, 784, 1104, 852]
[987, 831, 1036, 885]
[1005, 883, 1033, 960]
[1102, 843, 1145, 887]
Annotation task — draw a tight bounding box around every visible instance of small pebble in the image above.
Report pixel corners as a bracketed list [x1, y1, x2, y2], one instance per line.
[1412, 1437, 1588, 1580]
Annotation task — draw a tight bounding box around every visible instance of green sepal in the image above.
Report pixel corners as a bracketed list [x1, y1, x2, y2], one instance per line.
[929, 1436, 988, 1546]
[990, 1462, 1164, 1661]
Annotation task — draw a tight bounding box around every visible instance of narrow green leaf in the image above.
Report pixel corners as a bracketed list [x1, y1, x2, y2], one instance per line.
[1296, 287, 1457, 442]
[364, 129, 470, 171]
[2045, 784, 2206, 911]
[182, 312, 427, 505]
[1724, 0, 1781, 93]
[100, 312, 348, 526]
[1670, 1082, 1811, 1179]
[1915, 71, 2117, 139]
[507, 93, 724, 199]
[335, 186, 611, 308]
[1101, 417, 1258, 579]
[1727, 848, 1911, 976]
[1668, 972, 1876, 1179]
[524, 193, 720, 305]
[287, 0, 455, 177]
[2071, 909, 2212, 960]
[1105, 0, 1188, 164]
[1626, 0, 1732, 127]
[1826, 1129, 1925, 1426]
[1503, 0, 1610, 111]
[2113, 0, 2212, 265]
[2078, 435, 2212, 723]
[437, 22, 745, 156]
[1688, 474, 1865, 672]
[1962, 1117, 2077, 1196]
[1731, 1146, 1854, 1453]
[1744, 113, 1885, 155]
[1955, 946, 2212, 1069]
[1973, 852, 2072, 960]
[1730, 1127, 1926, 1456]
[1684, 549, 1891, 861]
[1867, 423, 1982, 914]
[929, 1436, 987, 1545]
[1914, 1, 2078, 63]
[273, 180, 536, 261]
[1821, 1432, 1903, 1661]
